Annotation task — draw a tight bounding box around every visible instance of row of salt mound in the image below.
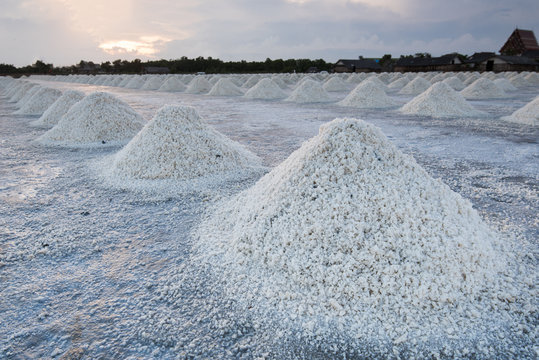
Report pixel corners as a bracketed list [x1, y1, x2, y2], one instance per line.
[509, 74, 531, 88]
[524, 72, 539, 85]
[185, 76, 212, 94]
[285, 79, 331, 103]
[3, 80, 26, 99]
[244, 78, 287, 100]
[15, 85, 42, 107]
[494, 78, 518, 92]
[398, 76, 431, 95]
[194, 117, 524, 353]
[460, 78, 507, 99]
[207, 78, 244, 96]
[31, 90, 85, 127]
[14, 87, 63, 116]
[38, 92, 145, 145]
[400, 82, 486, 118]
[322, 76, 349, 92]
[502, 96, 539, 126]
[338, 79, 397, 109]
[104, 105, 262, 180]
[158, 77, 187, 92]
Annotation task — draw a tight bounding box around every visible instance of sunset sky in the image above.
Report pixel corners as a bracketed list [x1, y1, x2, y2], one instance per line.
[1, 0, 537, 67]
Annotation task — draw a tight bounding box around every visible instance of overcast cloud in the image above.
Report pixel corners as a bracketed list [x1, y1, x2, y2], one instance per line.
[0, 0, 537, 66]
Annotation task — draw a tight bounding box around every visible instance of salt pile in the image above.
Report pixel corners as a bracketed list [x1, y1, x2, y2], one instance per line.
[493, 78, 518, 92]
[207, 78, 244, 96]
[185, 76, 212, 94]
[158, 76, 186, 92]
[124, 76, 146, 89]
[398, 76, 431, 95]
[193, 117, 530, 356]
[442, 76, 466, 91]
[460, 78, 507, 99]
[322, 77, 349, 92]
[141, 76, 165, 90]
[401, 82, 485, 118]
[103, 105, 262, 181]
[338, 79, 398, 108]
[38, 92, 145, 145]
[243, 74, 262, 88]
[509, 74, 531, 88]
[14, 87, 62, 115]
[244, 78, 287, 100]
[523, 72, 539, 85]
[502, 96, 539, 126]
[387, 77, 408, 91]
[31, 90, 85, 127]
[15, 85, 42, 106]
[463, 73, 480, 85]
[285, 79, 332, 103]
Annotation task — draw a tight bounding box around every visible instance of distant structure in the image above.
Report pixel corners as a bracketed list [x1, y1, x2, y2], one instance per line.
[143, 66, 169, 74]
[393, 53, 463, 73]
[499, 28, 539, 55]
[334, 57, 381, 73]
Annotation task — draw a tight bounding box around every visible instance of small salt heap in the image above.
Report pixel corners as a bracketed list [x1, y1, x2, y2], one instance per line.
[103, 105, 262, 181]
[141, 76, 165, 90]
[401, 82, 485, 118]
[442, 76, 466, 91]
[124, 76, 146, 89]
[285, 79, 332, 103]
[502, 96, 539, 126]
[387, 77, 408, 91]
[158, 76, 187, 92]
[460, 78, 507, 99]
[338, 79, 398, 108]
[398, 76, 431, 95]
[14, 87, 62, 115]
[185, 76, 212, 94]
[207, 78, 244, 96]
[244, 78, 287, 100]
[323, 77, 349, 92]
[31, 90, 85, 127]
[15, 85, 42, 106]
[493, 78, 518, 92]
[38, 92, 145, 145]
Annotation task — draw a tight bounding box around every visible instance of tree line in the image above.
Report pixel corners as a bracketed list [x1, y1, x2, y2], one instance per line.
[0, 57, 333, 75]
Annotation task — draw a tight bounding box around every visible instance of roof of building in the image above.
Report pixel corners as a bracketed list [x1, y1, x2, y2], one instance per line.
[395, 53, 461, 67]
[465, 52, 496, 64]
[500, 29, 539, 54]
[335, 59, 381, 70]
[494, 55, 538, 65]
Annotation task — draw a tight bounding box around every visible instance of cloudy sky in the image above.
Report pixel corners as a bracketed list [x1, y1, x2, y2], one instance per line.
[1, 0, 537, 67]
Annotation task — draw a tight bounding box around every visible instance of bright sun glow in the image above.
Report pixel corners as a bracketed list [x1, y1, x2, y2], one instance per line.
[98, 36, 171, 57]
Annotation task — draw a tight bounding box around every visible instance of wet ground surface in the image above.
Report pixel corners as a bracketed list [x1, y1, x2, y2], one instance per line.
[0, 78, 537, 359]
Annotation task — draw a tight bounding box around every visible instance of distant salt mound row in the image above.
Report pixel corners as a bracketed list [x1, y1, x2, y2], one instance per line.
[15, 84, 42, 106]
[509, 74, 531, 88]
[194, 117, 528, 354]
[338, 79, 398, 108]
[207, 78, 244, 96]
[158, 76, 186, 92]
[401, 82, 486, 118]
[185, 76, 212, 94]
[38, 92, 145, 145]
[442, 76, 466, 91]
[103, 105, 263, 182]
[31, 90, 85, 127]
[387, 77, 408, 91]
[14, 87, 62, 115]
[502, 96, 539, 126]
[285, 79, 332, 103]
[322, 76, 349, 92]
[493, 78, 518, 92]
[461, 78, 507, 99]
[141, 76, 165, 90]
[523, 72, 539, 85]
[398, 76, 431, 95]
[244, 78, 287, 100]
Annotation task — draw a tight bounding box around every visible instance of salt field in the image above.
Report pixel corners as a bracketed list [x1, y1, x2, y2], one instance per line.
[0, 72, 537, 359]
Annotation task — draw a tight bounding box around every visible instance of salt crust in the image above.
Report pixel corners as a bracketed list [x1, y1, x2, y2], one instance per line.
[192, 118, 528, 354]
[38, 92, 145, 146]
[398, 76, 431, 95]
[338, 79, 398, 108]
[244, 78, 287, 100]
[493, 78, 518, 92]
[460, 78, 507, 99]
[31, 90, 85, 127]
[502, 96, 539, 126]
[285, 79, 332, 103]
[323, 77, 349, 92]
[400, 82, 486, 118]
[158, 76, 186, 92]
[14, 87, 62, 115]
[185, 76, 212, 94]
[207, 78, 244, 96]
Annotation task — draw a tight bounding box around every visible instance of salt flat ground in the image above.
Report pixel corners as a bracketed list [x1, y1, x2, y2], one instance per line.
[0, 78, 537, 359]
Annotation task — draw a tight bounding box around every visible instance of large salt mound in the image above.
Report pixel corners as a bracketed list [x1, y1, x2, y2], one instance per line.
[38, 92, 145, 145]
[103, 105, 262, 181]
[285, 79, 332, 103]
[31, 90, 85, 127]
[338, 79, 398, 108]
[244, 78, 287, 100]
[460, 78, 507, 99]
[14, 87, 62, 115]
[207, 78, 244, 96]
[398, 76, 431, 95]
[502, 96, 539, 126]
[185, 76, 212, 94]
[322, 76, 349, 92]
[401, 82, 485, 118]
[141, 76, 165, 90]
[194, 118, 529, 355]
[494, 78, 518, 92]
[158, 76, 186, 92]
